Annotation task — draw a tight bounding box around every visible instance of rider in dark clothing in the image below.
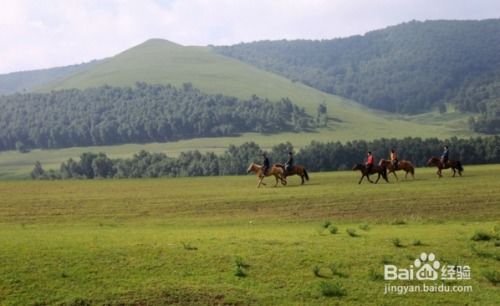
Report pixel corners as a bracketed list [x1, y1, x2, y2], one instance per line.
[285, 152, 294, 175]
[441, 145, 449, 167]
[262, 152, 270, 176]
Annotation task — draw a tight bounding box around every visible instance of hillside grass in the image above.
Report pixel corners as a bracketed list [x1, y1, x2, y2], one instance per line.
[41, 39, 474, 134]
[0, 165, 499, 305]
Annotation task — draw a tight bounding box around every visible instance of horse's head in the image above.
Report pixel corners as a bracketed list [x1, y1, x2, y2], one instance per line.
[426, 157, 437, 166]
[378, 159, 385, 166]
[247, 163, 255, 173]
[352, 164, 363, 171]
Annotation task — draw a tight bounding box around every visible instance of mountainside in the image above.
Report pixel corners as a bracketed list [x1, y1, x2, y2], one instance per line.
[34, 39, 476, 139]
[215, 19, 500, 120]
[0, 60, 101, 95]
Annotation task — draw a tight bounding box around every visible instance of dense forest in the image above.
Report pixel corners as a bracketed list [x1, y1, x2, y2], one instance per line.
[215, 19, 500, 133]
[0, 83, 311, 151]
[32, 136, 500, 179]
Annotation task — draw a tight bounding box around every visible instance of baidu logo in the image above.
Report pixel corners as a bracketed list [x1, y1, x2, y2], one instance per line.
[384, 252, 470, 281]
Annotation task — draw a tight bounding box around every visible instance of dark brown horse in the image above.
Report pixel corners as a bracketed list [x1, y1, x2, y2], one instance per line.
[247, 163, 287, 188]
[427, 157, 463, 178]
[276, 164, 310, 185]
[352, 164, 389, 184]
[378, 159, 415, 180]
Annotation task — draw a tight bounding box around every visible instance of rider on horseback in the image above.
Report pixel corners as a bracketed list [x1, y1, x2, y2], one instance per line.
[262, 152, 270, 177]
[441, 145, 449, 167]
[284, 152, 294, 175]
[390, 148, 398, 170]
[366, 151, 374, 174]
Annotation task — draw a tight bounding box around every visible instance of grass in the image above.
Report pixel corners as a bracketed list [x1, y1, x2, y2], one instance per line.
[329, 226, 338, 234]
[0, 165, 499, 305]
[471, 231, 496, 241]
[412, 239, 423, 246]
[483, 271, 500, 285]
[346, 228, 358, 237]
[392, 238, 403, 248]
[319, 281, 346, 297]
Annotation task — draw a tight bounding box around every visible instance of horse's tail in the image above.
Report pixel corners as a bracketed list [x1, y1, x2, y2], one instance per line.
[456, 161, 464, 172]
[303, 168, 310, 181]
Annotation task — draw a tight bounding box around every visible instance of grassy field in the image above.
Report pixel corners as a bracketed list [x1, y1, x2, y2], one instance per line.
[0, 165, 499, 305]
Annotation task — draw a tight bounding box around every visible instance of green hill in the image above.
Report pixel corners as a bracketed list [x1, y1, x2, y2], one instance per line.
[0, 60, 101, 95]
[41, 38, 472, 140]
[215, 19, 500, 133]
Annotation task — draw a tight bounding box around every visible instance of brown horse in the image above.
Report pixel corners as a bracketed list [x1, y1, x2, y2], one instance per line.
[247, 163, 287, 188]
[352, 164, 389, 184]
[427, 157, 463, 178]
[276, 164, 310, 185]
[378, 159, 415, 180]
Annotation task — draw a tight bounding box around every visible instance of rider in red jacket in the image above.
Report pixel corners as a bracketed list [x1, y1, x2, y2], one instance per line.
[366, 151, 374, 173]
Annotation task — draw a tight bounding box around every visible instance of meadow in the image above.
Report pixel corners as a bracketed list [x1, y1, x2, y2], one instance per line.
[0, 165, 499, 305]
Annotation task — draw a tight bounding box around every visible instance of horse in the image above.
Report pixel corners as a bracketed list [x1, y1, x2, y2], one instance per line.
[352, 164, 389, 184]
[427, 157, 463, 178]
[275, 164, 310, 185]
[378, 159, 415, 180]
[247, 163, 287, 188]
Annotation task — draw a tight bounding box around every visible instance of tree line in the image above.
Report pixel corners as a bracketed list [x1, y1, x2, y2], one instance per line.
[31, 136, 500, 179]
[215, 19, 500, 133]
[0, 83, 312, 151]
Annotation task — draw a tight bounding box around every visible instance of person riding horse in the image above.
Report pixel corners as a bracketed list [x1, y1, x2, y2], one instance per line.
[262, 152, 270, 177]
[390, 148, 398, 170]
[366, 151, 374, 174]
[284, 152, 294, 176]
[441, 145, 449, 167]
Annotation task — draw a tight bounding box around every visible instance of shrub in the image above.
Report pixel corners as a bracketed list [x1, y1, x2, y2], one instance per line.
[471, 231, 494, 241]
[234, 266, 247, 277]
[181, 242, 198, 250]
[412, 239, 423, 246]
[359, 223, 370, 231]
[483, 271, 500, 285]
[392, 238, 403, 248]
[235, 256, 249, 268]
[346, 228, 358, 237]
[329, 226, 338, 234]
[320, 281, 346, 297]
[323, 221, 332, 228]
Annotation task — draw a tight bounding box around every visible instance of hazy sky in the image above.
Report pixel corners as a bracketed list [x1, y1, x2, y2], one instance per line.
[1, 0, 499, 73]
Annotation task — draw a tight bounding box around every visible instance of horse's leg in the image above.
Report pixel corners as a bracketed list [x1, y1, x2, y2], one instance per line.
[452, 167, 456, 177]
[301, 174, 305, 185]
[274, 175, 279, 187]
[392, 171, 398, 181]
[358, 174, 365, 184]
[257, 176, 264, 188]
[374, 173, 381, 184]
[437, 168, 442, 178]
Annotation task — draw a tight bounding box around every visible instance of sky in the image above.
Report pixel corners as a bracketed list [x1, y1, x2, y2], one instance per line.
[0, 0, 499, 74]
